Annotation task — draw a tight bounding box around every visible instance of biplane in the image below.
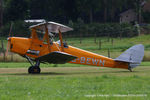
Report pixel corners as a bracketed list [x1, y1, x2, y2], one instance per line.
[6, 20, 144, 74]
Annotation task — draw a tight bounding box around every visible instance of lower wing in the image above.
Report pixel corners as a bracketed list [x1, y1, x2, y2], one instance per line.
[36, 51, 77, 64]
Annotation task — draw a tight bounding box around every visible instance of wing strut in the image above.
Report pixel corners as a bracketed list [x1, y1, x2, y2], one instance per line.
[58, 29, 64, 51]
[44, 22, 51, 52]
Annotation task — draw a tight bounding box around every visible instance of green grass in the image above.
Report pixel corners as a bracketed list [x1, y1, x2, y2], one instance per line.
[66, 35, 150, 50]
[0, 76, 149, 100]
[0, 62, 149, 100]
[0, 61, 149, 100]
[140, 62, 150, 66]
[0, 35, 150, 100]
[0, 65, 150, 100]
[0, 61, 149, 68]
[0, 62, 88, 68]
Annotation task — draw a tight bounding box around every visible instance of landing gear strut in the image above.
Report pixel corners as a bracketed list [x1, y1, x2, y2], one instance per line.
[25, 55, 41, 74]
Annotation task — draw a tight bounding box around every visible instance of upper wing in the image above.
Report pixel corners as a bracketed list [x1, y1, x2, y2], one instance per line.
[29, 21, 73, 33]
[36, 51, 77, 64]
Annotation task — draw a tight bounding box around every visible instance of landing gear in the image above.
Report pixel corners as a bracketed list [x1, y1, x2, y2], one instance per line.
[128, 68, 132, 72]
[128, 65, 132, 72]
[28, 66, 41, 74]
[25, 55, 41, 74]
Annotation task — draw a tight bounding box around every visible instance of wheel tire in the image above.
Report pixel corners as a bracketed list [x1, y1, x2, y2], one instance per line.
[28, 66, 33, 74]
[33, 66, 41, 74]
[28, 66, 41, 74]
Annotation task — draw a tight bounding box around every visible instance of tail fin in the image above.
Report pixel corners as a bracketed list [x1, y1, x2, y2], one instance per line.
[114, 44, 144, 69]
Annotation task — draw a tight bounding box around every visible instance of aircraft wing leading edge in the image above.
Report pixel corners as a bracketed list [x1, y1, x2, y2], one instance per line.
[29, 21, 73, 33]
[36, 51, 77, 64]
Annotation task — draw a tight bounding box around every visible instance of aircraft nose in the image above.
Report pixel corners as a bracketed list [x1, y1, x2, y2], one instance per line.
[7, 37, 11, 41]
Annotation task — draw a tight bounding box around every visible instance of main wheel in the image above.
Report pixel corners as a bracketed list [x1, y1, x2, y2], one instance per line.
[28, 66, 33, 74]
[28, 66, 41, 74]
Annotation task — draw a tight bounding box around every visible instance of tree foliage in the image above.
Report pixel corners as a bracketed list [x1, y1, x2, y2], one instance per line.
[1, 0, 150, 37]
[3, 0, 143, 24]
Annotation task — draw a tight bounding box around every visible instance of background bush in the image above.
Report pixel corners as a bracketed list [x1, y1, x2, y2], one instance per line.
[0, 19, 143, 38]
[0, 20, 30, 37]
[68, 20, 137, 38]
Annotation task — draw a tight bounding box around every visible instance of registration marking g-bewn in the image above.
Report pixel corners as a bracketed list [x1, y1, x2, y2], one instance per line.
[72, 57, 105, 66]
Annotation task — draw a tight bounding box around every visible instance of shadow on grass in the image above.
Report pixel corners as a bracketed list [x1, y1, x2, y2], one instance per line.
[0, 70, 139, 76]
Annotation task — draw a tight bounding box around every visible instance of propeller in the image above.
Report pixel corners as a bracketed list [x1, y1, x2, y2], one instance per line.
[5, 22, 13, 56]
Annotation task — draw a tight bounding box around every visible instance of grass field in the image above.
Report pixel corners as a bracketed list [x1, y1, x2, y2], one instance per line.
[0, 35, 150, 100]
[0, 62, 149, 100]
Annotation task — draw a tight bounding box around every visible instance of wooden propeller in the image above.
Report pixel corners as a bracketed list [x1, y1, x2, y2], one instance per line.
[5, 22, 13, 56]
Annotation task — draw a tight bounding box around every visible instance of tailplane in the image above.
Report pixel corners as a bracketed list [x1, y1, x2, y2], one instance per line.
[114, 44, 144, 70]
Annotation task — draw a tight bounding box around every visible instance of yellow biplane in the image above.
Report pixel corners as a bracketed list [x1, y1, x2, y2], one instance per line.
[6, 20, 144, 74]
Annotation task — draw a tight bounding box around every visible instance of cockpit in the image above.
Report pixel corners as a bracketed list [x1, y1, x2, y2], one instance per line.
[29, 21, 73, 50]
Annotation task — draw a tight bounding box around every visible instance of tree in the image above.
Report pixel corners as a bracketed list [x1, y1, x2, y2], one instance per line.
[2, 0, 148, 26]
[135, 0, 143, 24]
[0, 0, 3, 28]
[76, 0, 101, 23]
[29, 0, 67, 23]
[103, 0, 108, 22]
[4, 0, 29, 22]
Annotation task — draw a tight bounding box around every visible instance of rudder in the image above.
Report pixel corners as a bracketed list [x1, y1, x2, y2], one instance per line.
[114, 44, 144, 70]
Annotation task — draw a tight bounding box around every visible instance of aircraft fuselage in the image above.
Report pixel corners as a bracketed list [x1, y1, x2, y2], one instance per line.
[9, 37, 128, 69]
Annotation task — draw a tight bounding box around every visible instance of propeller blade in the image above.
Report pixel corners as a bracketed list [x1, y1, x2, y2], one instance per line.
[5, 38, 10, 56]
[9, 22, 13, 37]
[5, 22, 13, 56]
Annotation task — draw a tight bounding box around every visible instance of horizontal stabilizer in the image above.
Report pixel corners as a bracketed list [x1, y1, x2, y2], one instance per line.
[114, 44, 144, 68]
[36, 51, 77, 64]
